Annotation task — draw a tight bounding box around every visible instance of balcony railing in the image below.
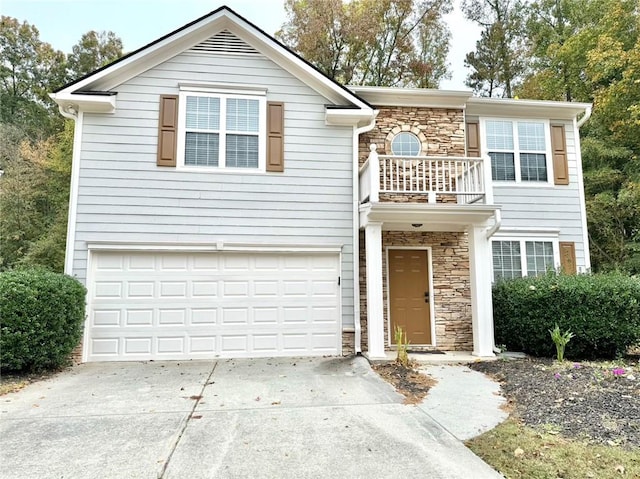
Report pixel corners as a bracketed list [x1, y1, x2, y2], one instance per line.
[359, 144, 493, 205]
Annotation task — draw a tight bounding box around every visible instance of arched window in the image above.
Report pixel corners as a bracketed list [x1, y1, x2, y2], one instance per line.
[391, 132, 421, 156]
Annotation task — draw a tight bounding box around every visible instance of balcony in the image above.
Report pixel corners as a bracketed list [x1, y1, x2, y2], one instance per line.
[359, 144, 493, 206]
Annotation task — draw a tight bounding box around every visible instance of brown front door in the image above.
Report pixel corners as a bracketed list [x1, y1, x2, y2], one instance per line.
[388, 249, 431, 344]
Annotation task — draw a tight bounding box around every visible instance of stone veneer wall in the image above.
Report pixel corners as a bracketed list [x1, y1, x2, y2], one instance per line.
[359, 107, 466, 205]
[359, 106, 466, 165]
[359, 231, 473, 351]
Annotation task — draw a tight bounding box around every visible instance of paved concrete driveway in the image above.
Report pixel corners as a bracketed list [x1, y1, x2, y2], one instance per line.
[0, 357, 502, 479]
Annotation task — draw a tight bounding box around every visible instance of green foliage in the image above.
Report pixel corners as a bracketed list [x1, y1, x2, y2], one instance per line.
[66, 30, 123, 83]
[394, 325, 409, 367]
[462, 0, 527, 97]
[0, 269, 86, 372]
[493, 273, 640, 360]
[278, 0, 452, 87]
[0, 16, 67, 137]
[549, 323, 574, 361]
[0, 121, 73, 272]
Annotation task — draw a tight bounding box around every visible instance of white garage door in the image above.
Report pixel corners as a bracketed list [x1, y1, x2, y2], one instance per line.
[86, 251, 341, 361]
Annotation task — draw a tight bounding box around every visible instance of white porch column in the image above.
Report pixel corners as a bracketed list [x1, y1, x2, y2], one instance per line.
[365, 221, 385, 358]
[468, 225, 495, 357]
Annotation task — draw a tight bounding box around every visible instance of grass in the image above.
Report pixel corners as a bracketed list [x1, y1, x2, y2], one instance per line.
[467, 417, 640, 479]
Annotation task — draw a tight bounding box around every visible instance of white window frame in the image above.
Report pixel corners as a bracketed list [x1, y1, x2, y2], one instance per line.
[491, 233, 560, 281]
[480, 118, 553, 186]
[176, 87, 267, 173]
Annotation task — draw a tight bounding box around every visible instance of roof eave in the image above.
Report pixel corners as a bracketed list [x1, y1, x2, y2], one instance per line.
[466, 97, 592, 119]
[349, 86, 473, 109]
[49, 92, 117, 115]
[54, 7, 371, 112]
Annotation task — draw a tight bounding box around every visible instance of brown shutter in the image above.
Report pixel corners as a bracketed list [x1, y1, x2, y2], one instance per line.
[266, 102, 284, 172]
[559, 242, 577, 274]
[466, 121, 481, 157]
[551, 124, 569, 185]
[157, 95, 178, 167]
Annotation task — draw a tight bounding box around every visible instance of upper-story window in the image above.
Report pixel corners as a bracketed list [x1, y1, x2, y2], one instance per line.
[485, 120, 549, 183]
[391, 132, 421, 156]
[178, 90, 266, 170]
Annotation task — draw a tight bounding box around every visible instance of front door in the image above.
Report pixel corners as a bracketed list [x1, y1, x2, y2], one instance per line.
[388, 249, 432, 345]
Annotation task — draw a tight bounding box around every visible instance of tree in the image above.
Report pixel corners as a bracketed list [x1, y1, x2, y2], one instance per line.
[0, 121, 73, 272]
[464, 25, 503, 97]
[66, 30, 123, 82]
[0, 16, 67, 137]
[278, 0, 452, 87]
[461, 0, 527, 97]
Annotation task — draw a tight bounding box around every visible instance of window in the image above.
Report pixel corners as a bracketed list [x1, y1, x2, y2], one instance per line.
[492, 241, 521, 280]
[180, 91, 265, 170]
[485, 120, 549, 182]
[492, 239, 557, 281]
[391, 132, 421, 156]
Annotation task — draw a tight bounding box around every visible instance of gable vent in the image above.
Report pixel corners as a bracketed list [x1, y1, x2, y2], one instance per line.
[190, 30, 260, 55]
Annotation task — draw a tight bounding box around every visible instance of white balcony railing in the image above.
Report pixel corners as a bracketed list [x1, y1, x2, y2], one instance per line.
[359, 144, 493, 205]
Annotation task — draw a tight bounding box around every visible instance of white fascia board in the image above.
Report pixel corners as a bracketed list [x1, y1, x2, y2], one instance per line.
[55, 9, 371, 112]
[349, 86, 472, 109]
[49, 92, 116, 114]
[325, 108, 377, 126]
[467, 97, 591, 120]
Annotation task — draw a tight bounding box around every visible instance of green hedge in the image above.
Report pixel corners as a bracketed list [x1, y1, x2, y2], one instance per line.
[493, 272, 640, 360]
[1, 269, 86, 372]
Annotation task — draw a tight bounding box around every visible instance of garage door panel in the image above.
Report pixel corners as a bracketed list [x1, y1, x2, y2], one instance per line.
[87, 251, 340, 361]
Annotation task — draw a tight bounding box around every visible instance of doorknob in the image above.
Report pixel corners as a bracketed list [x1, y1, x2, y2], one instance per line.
[424, 291, 430, 303]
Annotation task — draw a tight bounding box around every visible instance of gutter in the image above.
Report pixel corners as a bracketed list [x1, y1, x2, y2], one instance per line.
[352, 113, 378, 354]
[576, 105, 592, 129]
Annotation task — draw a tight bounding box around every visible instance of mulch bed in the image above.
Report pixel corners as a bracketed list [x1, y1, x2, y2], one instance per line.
[373, 361, 436, 404]
[469, 358, 640, 448]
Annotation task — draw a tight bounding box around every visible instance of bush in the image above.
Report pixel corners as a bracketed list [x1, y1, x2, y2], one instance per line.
[493, 272, 640, 360]
[1, 269, 86, 372]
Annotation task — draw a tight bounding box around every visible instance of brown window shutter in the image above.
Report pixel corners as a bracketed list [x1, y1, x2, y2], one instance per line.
[157, 95, 178, 167]
[266, 102, 284, 172]
[559, 242, 577, 274]
[551, 124, 569, 185]
[466, 121, 481, 157]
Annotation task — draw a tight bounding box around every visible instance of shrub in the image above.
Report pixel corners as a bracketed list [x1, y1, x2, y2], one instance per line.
[1, 269, 86, 372]
[493, 272, 640, 360]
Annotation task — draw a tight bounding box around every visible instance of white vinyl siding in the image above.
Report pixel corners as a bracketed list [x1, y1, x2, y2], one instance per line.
[73, 50, 356, 329]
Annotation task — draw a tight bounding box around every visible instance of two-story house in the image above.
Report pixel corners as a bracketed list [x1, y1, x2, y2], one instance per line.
[50, 6, 591, 362]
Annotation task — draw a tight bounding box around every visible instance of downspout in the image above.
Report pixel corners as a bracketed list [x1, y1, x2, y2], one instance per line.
[352, 112, 378, 354]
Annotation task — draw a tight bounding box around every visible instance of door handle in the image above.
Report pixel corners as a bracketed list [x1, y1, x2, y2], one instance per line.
[424, 291, 430, 303]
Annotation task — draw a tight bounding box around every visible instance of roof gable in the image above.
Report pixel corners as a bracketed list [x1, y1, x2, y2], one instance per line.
[54, 6, 372, 111]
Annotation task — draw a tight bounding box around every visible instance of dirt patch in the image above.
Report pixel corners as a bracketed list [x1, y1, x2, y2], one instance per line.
[0, 370, 61, 396]
[469, 358, 640, 448]
[373, 361, 436, 404]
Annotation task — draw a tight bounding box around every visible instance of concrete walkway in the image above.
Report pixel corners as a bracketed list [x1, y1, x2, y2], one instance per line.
[417, 364, 509, 441]
[0, 357, 504, 479]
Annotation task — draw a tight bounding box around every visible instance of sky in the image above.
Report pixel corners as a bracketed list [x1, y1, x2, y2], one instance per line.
[1, 0, 481, 90]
